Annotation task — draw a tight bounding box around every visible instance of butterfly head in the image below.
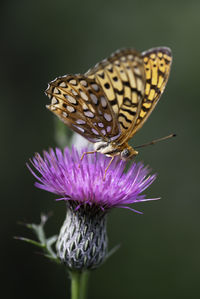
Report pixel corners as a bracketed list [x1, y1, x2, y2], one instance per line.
[120, 145, 138, 161]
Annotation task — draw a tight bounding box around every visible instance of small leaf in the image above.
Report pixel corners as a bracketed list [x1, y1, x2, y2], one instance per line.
[14, 236, 44, 248]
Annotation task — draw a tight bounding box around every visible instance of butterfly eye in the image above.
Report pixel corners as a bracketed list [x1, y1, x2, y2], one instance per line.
[121, 148, 131, 160]
[121, 147, 138, 160]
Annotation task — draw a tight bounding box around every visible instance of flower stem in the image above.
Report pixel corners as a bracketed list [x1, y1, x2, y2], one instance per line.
[70, 271, 89, 299]
[80, 271, 89, 299]
[70, 271, 81, 299]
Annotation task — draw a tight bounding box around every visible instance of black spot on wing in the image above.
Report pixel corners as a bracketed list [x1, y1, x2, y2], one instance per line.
[119, 113, 132, 123]
[120, 107, 136, 116]
[119, 121, 128, 130]
[114, 88, 124, 95]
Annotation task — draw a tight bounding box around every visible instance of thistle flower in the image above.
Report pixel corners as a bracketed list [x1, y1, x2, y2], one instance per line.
[27, 147, 158, 271]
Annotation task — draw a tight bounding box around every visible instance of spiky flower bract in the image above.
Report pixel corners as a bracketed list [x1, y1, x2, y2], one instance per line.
[27, 147, 159, 270]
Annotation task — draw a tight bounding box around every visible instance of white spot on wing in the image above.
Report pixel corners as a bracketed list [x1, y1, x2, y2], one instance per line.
[53, 87, 59, 94]
[110, 132, 121, 141]
[69, 79, 77, 85]
[98, 122, 104, 128]
[76, 119, 86, 125]
[80, 80, 88, 87]
[91, 84, 99, 91]
[80, 91, 88, 101]
[71, 89, 78, 96]
[104, 113, 112, 122]
[51, 97, 58, 105]
[91, 128, 99, 135]
[100, 96, 107, 108]
[84, 111, 94, 118]
[106, 126, 111, 133]
[65, 94, 77, 104]
[90, 93, 98, 104]
[67, 106, 75, 113]
[73, 125, 85, 133]
[62, 111, 68, 117]
[59, 82, 67, 87]
[128, 55, 134, 60]
[82, 103, 88, 110]
[134, 67, 141, 75]
[114, 61, 120, 66]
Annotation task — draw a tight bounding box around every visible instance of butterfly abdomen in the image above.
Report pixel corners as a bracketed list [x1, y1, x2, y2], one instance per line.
[93, 141, 117, 155]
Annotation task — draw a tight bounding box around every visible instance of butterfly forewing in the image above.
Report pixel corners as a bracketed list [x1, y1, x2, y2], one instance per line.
[46, 75, 120, 142]
[86, 49, 146, 143]
[129, 47, 172, 137]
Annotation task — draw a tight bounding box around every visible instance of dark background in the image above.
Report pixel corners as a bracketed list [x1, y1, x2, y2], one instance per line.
[2, 0, 200, 298]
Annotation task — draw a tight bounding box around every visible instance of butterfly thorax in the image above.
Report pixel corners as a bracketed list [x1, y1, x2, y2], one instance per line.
[94, 141, 138, 160]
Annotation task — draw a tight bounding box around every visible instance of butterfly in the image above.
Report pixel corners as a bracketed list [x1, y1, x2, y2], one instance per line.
[45, 47, 172, 173]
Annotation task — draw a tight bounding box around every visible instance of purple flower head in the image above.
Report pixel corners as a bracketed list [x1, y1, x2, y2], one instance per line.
[27, 147, 159, 213]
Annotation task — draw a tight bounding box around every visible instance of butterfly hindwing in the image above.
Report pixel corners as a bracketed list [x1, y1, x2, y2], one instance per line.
[46, 75, 120, 142]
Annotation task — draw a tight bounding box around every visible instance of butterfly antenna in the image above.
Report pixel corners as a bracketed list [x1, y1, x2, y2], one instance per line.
[135, 133, 176, 149]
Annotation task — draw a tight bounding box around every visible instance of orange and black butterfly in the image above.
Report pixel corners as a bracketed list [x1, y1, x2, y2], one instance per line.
[46, 47, 172, 167]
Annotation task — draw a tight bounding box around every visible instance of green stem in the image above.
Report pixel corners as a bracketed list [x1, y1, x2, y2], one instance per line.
[80, 271, 89, 299]
[70, 271, 89, 299]
[70, 271, 81, 299]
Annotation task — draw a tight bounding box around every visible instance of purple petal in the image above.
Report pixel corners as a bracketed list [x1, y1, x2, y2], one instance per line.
[27, 147, 159, 213]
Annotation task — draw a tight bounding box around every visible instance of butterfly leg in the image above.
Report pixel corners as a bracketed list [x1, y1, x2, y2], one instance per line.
[80, 151, 96, 161]
[103, 156, 114, 181]
[79, 151, 96, 168]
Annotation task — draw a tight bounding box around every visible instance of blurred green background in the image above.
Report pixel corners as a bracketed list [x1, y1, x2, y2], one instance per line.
[2, 0, 200, 298]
